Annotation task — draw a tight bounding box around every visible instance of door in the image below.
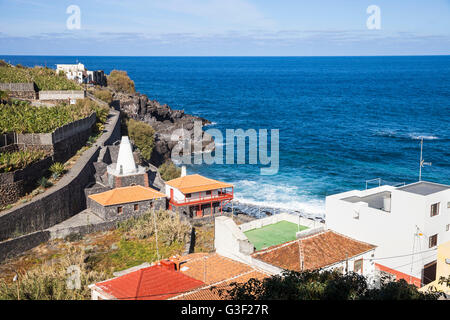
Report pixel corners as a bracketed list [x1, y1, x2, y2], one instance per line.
[422, 261, 437, 285]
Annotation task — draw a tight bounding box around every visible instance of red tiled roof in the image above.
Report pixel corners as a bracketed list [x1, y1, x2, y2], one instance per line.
[172, 270, 267, 300]
[93, 264, 204, 300]
[177, 253, 254, 285]
[166, 174, 233, 194]
[170, 253, 269, 300]
[252, 230, 376, 271]
[88, 185, 166, 206]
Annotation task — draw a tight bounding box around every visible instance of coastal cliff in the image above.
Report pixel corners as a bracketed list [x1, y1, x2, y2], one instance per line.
[112, 91, 214, 167]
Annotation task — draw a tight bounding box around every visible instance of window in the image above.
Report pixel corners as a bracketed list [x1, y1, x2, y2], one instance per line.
[446, 224, 450, 232]
[430, 203, 440, 217]
[206, 191, 211, 196]
[354, 259, 363, 274]
[186, 193, 191, 198]
[447, 202, 450, 209]
[429, 234, 438, 248]
[117, 206, 123, 214]
[134, 204, 139, 211]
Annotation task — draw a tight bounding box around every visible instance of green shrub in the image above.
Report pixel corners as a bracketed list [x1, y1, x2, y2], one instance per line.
[126, 119, 155, 161]
[49, 162, 65, 178]
[37, 177, 52, 188]
[93, 89, 112, 104]
[0, 150, 49, 173]
[158, 160, 181, 181]
[107, 70, 135, 93]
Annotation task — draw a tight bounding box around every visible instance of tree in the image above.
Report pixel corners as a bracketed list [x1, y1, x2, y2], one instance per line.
[126, 119, 155, 161]
[107, 70, 135, 93]
[158, 160, 181, 181]
[220, 270, 442, 300]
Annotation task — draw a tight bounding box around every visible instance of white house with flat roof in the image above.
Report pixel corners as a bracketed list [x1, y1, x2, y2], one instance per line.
[325, 180, 450, 287]
[56, 63, 86, 84]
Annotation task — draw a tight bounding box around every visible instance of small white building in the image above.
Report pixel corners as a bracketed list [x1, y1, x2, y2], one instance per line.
[325, 180, 450, 287]
[56, 63, 86, 84]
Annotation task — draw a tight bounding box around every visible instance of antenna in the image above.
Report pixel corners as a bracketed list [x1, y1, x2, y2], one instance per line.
[419, 138, 432, 181]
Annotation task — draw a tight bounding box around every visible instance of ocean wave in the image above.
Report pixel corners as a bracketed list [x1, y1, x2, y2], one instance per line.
[373, 129, 439, 141]
[407, 134, 439, 140]
[230, 179, 325, 216]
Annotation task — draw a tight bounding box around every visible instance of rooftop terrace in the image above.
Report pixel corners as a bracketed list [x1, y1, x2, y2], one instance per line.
[397, 181, 450, 196]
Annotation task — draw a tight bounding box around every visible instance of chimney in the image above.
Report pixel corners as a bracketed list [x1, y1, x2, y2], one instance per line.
[181, 166, 187, 177]
[160, 260, 176, 271]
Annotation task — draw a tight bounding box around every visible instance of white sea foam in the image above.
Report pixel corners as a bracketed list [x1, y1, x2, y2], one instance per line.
[408, 134, 439, 140]
[374, 129, 439, 140]
[231, 179, 325, 216]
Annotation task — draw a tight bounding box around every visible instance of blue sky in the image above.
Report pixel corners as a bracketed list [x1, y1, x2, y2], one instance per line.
[1, 0, 450, 55]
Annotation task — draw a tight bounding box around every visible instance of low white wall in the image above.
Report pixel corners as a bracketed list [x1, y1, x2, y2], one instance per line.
[215, 216, 292, 275]
[39, 90, 85, 100]
[239, 212, 324, 233]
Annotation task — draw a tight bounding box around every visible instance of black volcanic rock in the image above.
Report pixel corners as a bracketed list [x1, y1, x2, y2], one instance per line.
[113, 91, 214, 167]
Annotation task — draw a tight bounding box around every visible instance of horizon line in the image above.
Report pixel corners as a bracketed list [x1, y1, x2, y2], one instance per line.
[1, 54, 450, 58]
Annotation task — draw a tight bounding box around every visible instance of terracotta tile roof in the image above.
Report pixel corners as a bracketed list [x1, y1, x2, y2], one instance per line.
[93, 264, 204, 300]
[170, 253, 269, 300]
[251, 230, 376, 271]
[177, 253, 253, 285]
[166, 174, 233, 194]
[172, 270, 267, 300]
[88, 185, 166, 206]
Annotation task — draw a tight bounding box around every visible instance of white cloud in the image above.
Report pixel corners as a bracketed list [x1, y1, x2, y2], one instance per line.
[151, 0, 275, 29]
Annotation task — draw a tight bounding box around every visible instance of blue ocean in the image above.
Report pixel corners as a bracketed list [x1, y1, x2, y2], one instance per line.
[2, 56, 449, 216]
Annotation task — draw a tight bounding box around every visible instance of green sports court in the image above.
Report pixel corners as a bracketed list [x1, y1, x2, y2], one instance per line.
[244, 221, 308, 251]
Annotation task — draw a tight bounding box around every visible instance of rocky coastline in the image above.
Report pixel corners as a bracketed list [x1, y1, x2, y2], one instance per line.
[112, 91, 214, 167]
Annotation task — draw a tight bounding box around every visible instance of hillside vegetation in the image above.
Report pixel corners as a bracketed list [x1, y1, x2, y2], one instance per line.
[0, 63, 82, 91]
[126, 119, 155, 161]
[107, 70, 135, 93]
[0, 99, 108, 134]
[0, 149, 50, 174]
[0, 210, 191, 300]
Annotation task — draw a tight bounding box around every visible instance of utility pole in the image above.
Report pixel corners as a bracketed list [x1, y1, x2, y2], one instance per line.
[13, 273, 19, 300]
[419, 138, 432, 181]
[153, 207, 160, 260]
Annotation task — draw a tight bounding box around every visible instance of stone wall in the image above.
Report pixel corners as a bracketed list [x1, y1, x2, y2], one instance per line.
[0, 231, 50, 263]
[0, 82, 38, 100]
[0, 156, 53, 207]
[108, 172, 149, 189]
[1, 113, 97, 162]
[0, 109, 120, 242]
[88, 198, 166, 220]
